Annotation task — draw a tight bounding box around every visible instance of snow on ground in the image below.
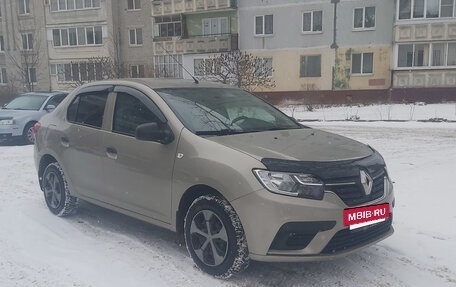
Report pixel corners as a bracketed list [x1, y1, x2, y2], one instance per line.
[0, 104, 455, 286]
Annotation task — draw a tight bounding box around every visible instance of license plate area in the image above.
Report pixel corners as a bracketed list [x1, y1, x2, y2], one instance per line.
[343, 203, 390, 230]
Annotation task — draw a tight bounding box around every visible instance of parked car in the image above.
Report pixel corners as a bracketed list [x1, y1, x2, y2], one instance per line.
[34, 79, 394, 278]
[0, 91, 68, 144]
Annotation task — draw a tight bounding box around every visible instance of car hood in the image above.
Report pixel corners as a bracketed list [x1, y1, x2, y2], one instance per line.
[0, 109, 40, 119]
[207, 128, 373, 162]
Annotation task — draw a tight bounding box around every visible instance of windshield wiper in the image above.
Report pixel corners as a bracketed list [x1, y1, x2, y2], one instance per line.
[195, 129, 238, 136]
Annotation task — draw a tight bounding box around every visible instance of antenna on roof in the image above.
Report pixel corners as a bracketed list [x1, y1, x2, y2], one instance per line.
[156, 42, 199, 84]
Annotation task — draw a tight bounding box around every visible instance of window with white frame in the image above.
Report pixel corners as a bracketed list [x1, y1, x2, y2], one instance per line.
[154, 54, 183, 78]
[27, 67, 37, 83]
[399, 0, 455, 19]
[51, 62, 103, 82]
[130, 64, 145, 78]
[255, 15, 273, 36]
[154, 15, 182, 37]
[53, 26, 102, 47]
[127, 0, 141, 10]
[0, 67, 7, 84]
[398, 42, 456, 67]
[21, 33, 33, 50]
[353, 7, 375, 29]
[303, 11, 322, 33]
[254, 58, 273, 77]
[18, 0, 30, 15]
[351, 52, 373, 74]
[129, 28, 143, 45]
[202, 17, 229, 36]
[300, 55, 321, 77]
[0, 36, 4, 52]
[50, 0, 100, 11]
[193, 58, 221, 76]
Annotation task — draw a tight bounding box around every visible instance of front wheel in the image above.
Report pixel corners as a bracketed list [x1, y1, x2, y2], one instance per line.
[184, 195, 249, 278]
[42, 162, 78, 217]
[22, 122, 36, 145]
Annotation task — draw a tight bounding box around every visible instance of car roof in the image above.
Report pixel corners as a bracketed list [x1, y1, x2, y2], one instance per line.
[81, 78, 235, 90]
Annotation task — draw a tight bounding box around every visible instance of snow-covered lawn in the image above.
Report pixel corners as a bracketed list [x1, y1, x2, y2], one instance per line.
[1, 104, 455, 286]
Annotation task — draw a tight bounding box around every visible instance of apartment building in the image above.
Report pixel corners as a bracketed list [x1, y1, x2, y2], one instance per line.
[392, 0, 456, 102]
[151, 0, 238, 79]
[238, 0, 395, 104]
[0, 0, 50, 92]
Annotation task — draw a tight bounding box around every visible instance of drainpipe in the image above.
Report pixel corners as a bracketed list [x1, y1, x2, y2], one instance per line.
[331, 0, 339, 91]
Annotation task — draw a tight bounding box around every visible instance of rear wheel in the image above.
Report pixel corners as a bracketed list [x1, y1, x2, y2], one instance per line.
[42, 162, 78, 217]
[22, 122, 36, 145]
[184, 195, 249, 278]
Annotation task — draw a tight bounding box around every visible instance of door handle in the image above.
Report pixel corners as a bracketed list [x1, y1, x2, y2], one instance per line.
[106, 147, 118, 160]
[61, 136, 69, 148]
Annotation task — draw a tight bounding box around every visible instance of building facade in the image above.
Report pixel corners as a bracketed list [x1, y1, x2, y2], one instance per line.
[392, 0, 456, 102]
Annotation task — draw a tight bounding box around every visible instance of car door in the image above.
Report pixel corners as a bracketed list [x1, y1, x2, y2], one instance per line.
[101, 86, 178, 224]
[58, 86, 111, 199]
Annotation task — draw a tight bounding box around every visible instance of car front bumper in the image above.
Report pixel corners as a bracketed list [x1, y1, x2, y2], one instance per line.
[0, 124, 22, 137]
[230, 179, 395, 262]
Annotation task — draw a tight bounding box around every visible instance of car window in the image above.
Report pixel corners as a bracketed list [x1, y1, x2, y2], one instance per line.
[157, 88, 301, 135]
[67, 92, 108, 129]
[113, 92, 159, 137]
[4, 95, 48, 111]
[46, 94, 67, 108]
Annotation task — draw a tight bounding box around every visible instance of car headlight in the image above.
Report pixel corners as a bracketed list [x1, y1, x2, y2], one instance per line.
[0, 119, 14, 125]
[253, 169, 325, 200]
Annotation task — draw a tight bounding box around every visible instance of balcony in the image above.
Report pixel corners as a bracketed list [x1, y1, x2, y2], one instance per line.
[153, 34, 238, 55]
[395, 21, 456, 42]
[152, 0, 236, 16]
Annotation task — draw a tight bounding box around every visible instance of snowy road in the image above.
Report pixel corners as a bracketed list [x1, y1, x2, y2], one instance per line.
[0, 122, 455, 287]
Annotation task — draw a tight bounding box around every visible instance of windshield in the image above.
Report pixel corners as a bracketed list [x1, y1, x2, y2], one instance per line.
[3, 95, 48, 111]
[157, 88, 302, 135]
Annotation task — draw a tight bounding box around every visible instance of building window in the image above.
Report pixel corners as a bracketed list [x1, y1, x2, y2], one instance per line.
[154, 15, 182, 37]
[399, 0, 455, 19]
[129, 28, 143, 45]
[300, 55, 321, 77]
[194, 58, 221, 76]
[154, 54, 183, 78]
[27, 67, 37, 83]
[0, 67, 7, 84]
[255, 15, 273, 36]
[130, 64, 145, 78]
[127, 0, 141, 10]
[0, 36, 4, 52]
[50, 0, 100, 11]
[398, 42, 456, 67]
[353, 7, 375, 29]
[53, 62, 103, 82]
[351, 52, 373, 74]
[202, 17, 229, 36]
[254, 58, 273, 77]
[53, 26, 102, 47]
[18, 0, 30, 15]
[302, 11, 322, 33]
[448, 43, 456, 65]
[21, 33, 33, 50]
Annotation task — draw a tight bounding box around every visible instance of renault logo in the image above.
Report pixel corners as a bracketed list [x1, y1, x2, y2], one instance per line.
[360, 170, 373, 195]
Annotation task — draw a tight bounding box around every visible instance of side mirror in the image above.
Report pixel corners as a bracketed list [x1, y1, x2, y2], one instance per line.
[45, 105, 56, 112]
[135, 122, 174, 144]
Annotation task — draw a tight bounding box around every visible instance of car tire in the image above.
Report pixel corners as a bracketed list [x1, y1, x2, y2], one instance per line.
[184, 195, 249, 278]
[42, 162, 78, 217]
[22, 122, 36, 145]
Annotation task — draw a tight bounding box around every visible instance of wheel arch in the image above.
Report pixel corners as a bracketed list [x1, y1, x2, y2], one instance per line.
[38, 154, 58, 190]
[175, 184, 224, 243]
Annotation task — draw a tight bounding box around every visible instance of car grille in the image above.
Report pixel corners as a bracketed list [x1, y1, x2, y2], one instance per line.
[321, 215, 393, 254]
[325, 168, 386, 206]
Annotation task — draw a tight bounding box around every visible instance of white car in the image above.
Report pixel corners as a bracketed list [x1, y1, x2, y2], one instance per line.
[0, 92, 68, 144]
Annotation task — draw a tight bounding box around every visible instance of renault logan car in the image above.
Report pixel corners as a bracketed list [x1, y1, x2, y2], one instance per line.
[34, 79, 394, 278]
[0, 91, 68, 144]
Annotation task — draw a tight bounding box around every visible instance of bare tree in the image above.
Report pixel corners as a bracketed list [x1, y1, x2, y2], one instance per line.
[5, 21, 44, 92]
[196, 50, 275, 92]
